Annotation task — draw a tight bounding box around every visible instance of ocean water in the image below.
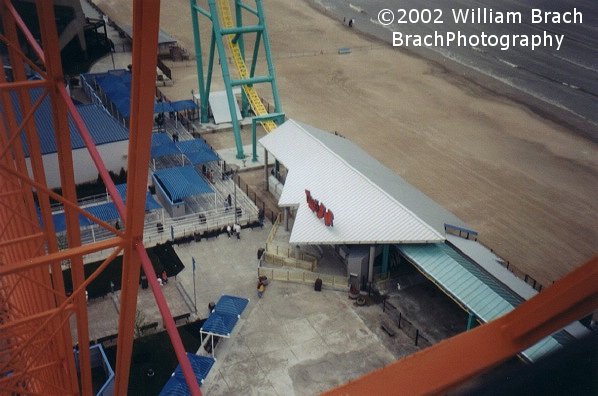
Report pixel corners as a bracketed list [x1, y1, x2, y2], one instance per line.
[315, 0, 598, 139]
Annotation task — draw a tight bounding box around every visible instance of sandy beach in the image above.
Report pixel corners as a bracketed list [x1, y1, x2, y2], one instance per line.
[93, 0, 597, 287]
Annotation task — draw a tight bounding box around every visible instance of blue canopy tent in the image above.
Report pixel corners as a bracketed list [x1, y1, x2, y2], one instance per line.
[199, 295, 249, 357]
[158, 354, 215, 395]
[114, 183, 162, 211]
[154, 101, 174, 114]
[199, 312, 239, 357]
[152, 132, 174, 146]
[170, 100, 198, 112]
[51, 202, 120, 233]
[213, 295, 249, 317]
[176, 139, 219, 166]
[151, 141, 180, 160]
[152, 166, 213, 204]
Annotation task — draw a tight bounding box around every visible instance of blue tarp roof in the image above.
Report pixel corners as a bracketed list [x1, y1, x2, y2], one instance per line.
[86, 71, 197, 118]
[152, 133, 174, 146]
[115, 184, 162, 211]
[154, 101, 174, 114]
[176, 139, 219, 165]
[158, 353, 215, 395]
[171, 100, 199, 112]
[151, 133, 219, 164]
[52, 202, 120, 233]
[214, 295, 249, 318]
[7, 88, 129, 156]
[176, 139, 212, 154]
[200, 312, 239, 337]
[151, 141, 181, 159]
[184, 150, 220, 166]
[153, 166, 213, 203]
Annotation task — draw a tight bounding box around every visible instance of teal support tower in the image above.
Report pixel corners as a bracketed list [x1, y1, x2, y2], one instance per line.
[190, 0, 283, 159]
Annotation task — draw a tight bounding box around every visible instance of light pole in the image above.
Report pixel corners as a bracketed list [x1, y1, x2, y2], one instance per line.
[192, 257, 197, 313]
[102, 15, 116, 70]
[231, 165, 239, 224]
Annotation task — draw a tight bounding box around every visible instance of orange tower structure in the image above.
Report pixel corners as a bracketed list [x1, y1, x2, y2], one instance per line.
[0, 1, 200, 394]
[1, 1, 596, 395]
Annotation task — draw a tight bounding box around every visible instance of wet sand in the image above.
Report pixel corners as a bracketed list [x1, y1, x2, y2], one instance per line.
[93, 0, 597, 287]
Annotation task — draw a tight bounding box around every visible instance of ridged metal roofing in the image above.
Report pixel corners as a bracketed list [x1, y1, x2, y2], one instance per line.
[152, 166, 213, 203]
[200, 312, 239, 338]
[398, 243, 563, 362]
[259, 120, 449, 245]
[159, 353, 215, 394]
[10, 88, 129, 156]
[297, 122, 474, 236]
[114, 183, 162, 211]
[213, 295, 249, 317]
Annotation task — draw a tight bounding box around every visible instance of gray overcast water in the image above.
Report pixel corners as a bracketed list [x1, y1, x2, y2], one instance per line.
[316, 0, 598, 139]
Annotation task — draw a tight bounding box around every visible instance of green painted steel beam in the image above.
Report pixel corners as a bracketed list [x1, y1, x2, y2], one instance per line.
[250, 31, 261, 79]
[190, 0, 209, 123]
[251, 111, 285, 161]
[205, 31, 216, 109]
[238, 2, 258, 16]
[231, 75, 273, 86]
[220, 25, 263, 35]
[207, 0, 245, 159]
[255, 0, 282, 113]
[235, 0, 250, 117]
[192, 3, 212, 19]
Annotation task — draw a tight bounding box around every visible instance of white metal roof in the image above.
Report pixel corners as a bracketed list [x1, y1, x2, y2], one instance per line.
[259, 119, 455, 245]
[209, 89, 242, 124]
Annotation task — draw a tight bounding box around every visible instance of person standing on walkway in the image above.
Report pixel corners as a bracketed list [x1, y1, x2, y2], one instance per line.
[226, 224, 232, 238]
[234, 223, 241, 239]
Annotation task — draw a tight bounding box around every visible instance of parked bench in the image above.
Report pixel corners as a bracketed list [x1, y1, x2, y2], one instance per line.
[173, 313, 190, 325]
[97, 333, 118, 346]
[139, 322, 159, 334]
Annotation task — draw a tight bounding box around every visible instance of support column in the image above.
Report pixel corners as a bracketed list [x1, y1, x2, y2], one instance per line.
[381, 244, 390, 279]
[467, 312, 477, 330]
[368, 245, 375, 283]
[264, 149, 269, 190]
[284, 207, 289, 231]
[190, 0, 209, 122]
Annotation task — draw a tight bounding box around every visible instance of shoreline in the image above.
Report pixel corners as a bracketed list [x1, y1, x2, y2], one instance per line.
[304, 0, 598, 144]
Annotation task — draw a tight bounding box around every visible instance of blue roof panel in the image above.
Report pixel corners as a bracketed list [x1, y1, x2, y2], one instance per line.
[171, 100, 199, 112]
[9, 88, 129, 156]
[214, 295, 249, 317]
[114, 184, 162, 211]
[184, 150, 219, 166]
[153, 166, 213, 203]
[200, 312, 239, 337]
[159, 354, 215, 395]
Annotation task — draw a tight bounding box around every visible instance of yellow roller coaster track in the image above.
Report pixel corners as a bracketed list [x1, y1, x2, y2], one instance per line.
[217, 0, 278, 132]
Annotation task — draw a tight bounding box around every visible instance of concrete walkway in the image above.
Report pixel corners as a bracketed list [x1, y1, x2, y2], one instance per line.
[201, 281, 396, 395]
[79, 217, 403, 394]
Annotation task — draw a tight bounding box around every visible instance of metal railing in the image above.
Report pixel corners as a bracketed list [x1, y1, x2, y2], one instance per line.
[258, 267, 348, 291]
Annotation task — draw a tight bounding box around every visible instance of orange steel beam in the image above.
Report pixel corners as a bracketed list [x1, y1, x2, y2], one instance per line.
[0, 237, 122, 276]
[0, 4, 74, 391]
[0, 247, 123, 377]
[113, 1, 201, 394]
[325, 256, 598, 395]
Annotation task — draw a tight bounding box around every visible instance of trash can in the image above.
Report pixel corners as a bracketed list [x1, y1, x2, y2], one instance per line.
[314, 278, 322, 292]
